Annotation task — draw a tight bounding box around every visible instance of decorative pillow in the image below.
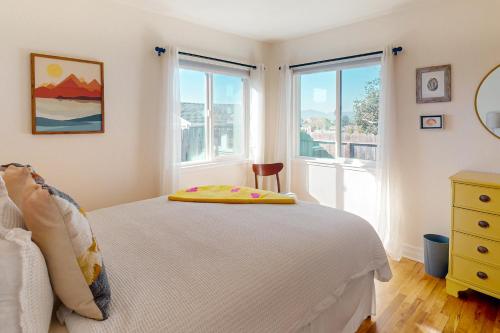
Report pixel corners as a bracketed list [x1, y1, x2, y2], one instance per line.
[0, 172, 25, 229]
[0, 226, 54, 333]
[2, 164, 111, 321]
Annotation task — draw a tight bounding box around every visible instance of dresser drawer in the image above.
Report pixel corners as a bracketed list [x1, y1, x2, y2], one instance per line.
[453, 232, 500, 267]
[453, 208, 500, 241]
[454, 183, 500, 215]
[452, 256, 500, 293]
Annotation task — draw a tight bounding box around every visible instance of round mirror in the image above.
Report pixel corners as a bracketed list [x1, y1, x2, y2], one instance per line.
[475, 65, 500, 139]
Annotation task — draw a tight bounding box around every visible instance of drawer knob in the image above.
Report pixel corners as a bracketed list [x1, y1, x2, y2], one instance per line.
[477, 245, 489, 254]
[479, 195, 491, 203]
[477, 271, 488, 280]
[478, 220, 490, 228]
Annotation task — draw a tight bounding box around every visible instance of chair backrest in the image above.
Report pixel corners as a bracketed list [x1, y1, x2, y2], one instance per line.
[252, 163, 284, 193]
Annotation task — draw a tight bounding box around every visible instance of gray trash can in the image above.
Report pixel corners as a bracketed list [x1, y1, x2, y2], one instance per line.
[423, 234, 449, 278]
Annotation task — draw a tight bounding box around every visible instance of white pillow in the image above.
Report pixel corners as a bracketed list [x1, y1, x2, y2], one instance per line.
[0, 174, 25, 229]
[0, 227, 54, 333]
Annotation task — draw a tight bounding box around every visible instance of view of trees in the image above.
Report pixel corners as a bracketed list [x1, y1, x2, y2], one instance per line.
[306, 117, 334, 132]
[353, 78, 380, 135]
[300, 76, 380, 160]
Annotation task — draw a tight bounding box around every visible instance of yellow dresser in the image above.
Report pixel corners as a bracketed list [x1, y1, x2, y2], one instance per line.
[447, 171, 500, 299]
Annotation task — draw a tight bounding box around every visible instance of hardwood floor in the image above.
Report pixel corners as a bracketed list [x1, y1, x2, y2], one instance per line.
[356, 258, 500, 333]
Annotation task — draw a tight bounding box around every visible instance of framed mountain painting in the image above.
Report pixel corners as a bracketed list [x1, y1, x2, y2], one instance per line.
[31, 53, 104, 134]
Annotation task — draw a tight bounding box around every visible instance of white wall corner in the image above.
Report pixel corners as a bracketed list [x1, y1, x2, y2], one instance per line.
[402, 243, 424, 263]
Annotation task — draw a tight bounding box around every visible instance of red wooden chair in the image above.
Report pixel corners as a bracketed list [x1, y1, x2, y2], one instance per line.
[252, 163, 284, 193]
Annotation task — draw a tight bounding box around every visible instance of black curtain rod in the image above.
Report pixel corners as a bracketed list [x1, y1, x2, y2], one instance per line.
[154, 47, 257, 70]
[288, 46, 403, 70]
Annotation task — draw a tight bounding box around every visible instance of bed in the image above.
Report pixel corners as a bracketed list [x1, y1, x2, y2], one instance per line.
[52, 197, 391, 333]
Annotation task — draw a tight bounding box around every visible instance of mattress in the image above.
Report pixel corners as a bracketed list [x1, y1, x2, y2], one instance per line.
[63, 197, 391, 332]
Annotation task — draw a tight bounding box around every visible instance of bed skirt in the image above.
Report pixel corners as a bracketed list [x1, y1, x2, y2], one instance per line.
[297, 271, 375, 333]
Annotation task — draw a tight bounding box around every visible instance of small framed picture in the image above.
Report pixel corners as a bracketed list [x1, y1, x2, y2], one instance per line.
[416, 65, 451, 103]
[420, 115, 444, 129]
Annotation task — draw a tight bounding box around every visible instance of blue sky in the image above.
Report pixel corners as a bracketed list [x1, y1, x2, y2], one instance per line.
[180, 69, 243, 104]
[180, 69, 205, 104]
[179, 65, 380, 115]
[300, 64, 381, 117]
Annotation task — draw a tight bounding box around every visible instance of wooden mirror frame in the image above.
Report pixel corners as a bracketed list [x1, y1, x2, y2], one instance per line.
[474, 64, 500, 139]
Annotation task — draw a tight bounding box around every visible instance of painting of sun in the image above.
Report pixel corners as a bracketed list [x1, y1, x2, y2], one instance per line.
[31, 53, 104, 134]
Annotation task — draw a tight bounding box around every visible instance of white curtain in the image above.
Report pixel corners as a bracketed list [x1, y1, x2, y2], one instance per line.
[375, 47, 402, 260]
[249, 64, 266, 164]
[271, 65, 293, 193]
[159, 46, 181, 195]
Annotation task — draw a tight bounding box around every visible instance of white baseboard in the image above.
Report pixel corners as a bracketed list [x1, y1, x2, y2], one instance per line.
[402, 243, 424, 263]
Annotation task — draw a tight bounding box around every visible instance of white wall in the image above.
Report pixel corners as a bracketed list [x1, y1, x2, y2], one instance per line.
[2, 0, 499, 261]
[291, 161, 377, 224]
[0, 0, 268, 210]
[267, 0, 500, 260]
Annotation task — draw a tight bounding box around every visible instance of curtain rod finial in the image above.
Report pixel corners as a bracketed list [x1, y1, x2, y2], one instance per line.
[155, 46, 166, 56]
[392, 46, 403, 55]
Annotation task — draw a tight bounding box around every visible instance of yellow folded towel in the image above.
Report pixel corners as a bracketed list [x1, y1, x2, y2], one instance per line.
[168, 185, 296, 204]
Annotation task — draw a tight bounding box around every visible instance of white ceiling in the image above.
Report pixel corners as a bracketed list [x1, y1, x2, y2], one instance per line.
[116, 0, 418, 42]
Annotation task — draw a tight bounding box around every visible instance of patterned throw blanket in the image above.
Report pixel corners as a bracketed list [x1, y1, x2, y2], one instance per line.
[168, 185, 296, 204]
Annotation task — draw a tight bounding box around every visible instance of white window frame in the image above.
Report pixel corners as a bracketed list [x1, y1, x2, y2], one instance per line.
[292, 56, 382, 169]
[179, 64, 250, 167]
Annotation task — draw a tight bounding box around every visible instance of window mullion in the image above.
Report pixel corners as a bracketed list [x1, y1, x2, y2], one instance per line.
[335, 71, 342, 158]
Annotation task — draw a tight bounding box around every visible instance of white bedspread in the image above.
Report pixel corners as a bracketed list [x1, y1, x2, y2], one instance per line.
[64, 197, 391, 333]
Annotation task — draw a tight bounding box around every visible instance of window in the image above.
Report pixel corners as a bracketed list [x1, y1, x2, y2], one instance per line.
[299, 71, 337, 159]
[180, 68, 246, 163]
[340, 65, 381, 160]
[213, 74, 244, 157]
[180, 69, 207, 162]
[297, 62, 381, 161]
